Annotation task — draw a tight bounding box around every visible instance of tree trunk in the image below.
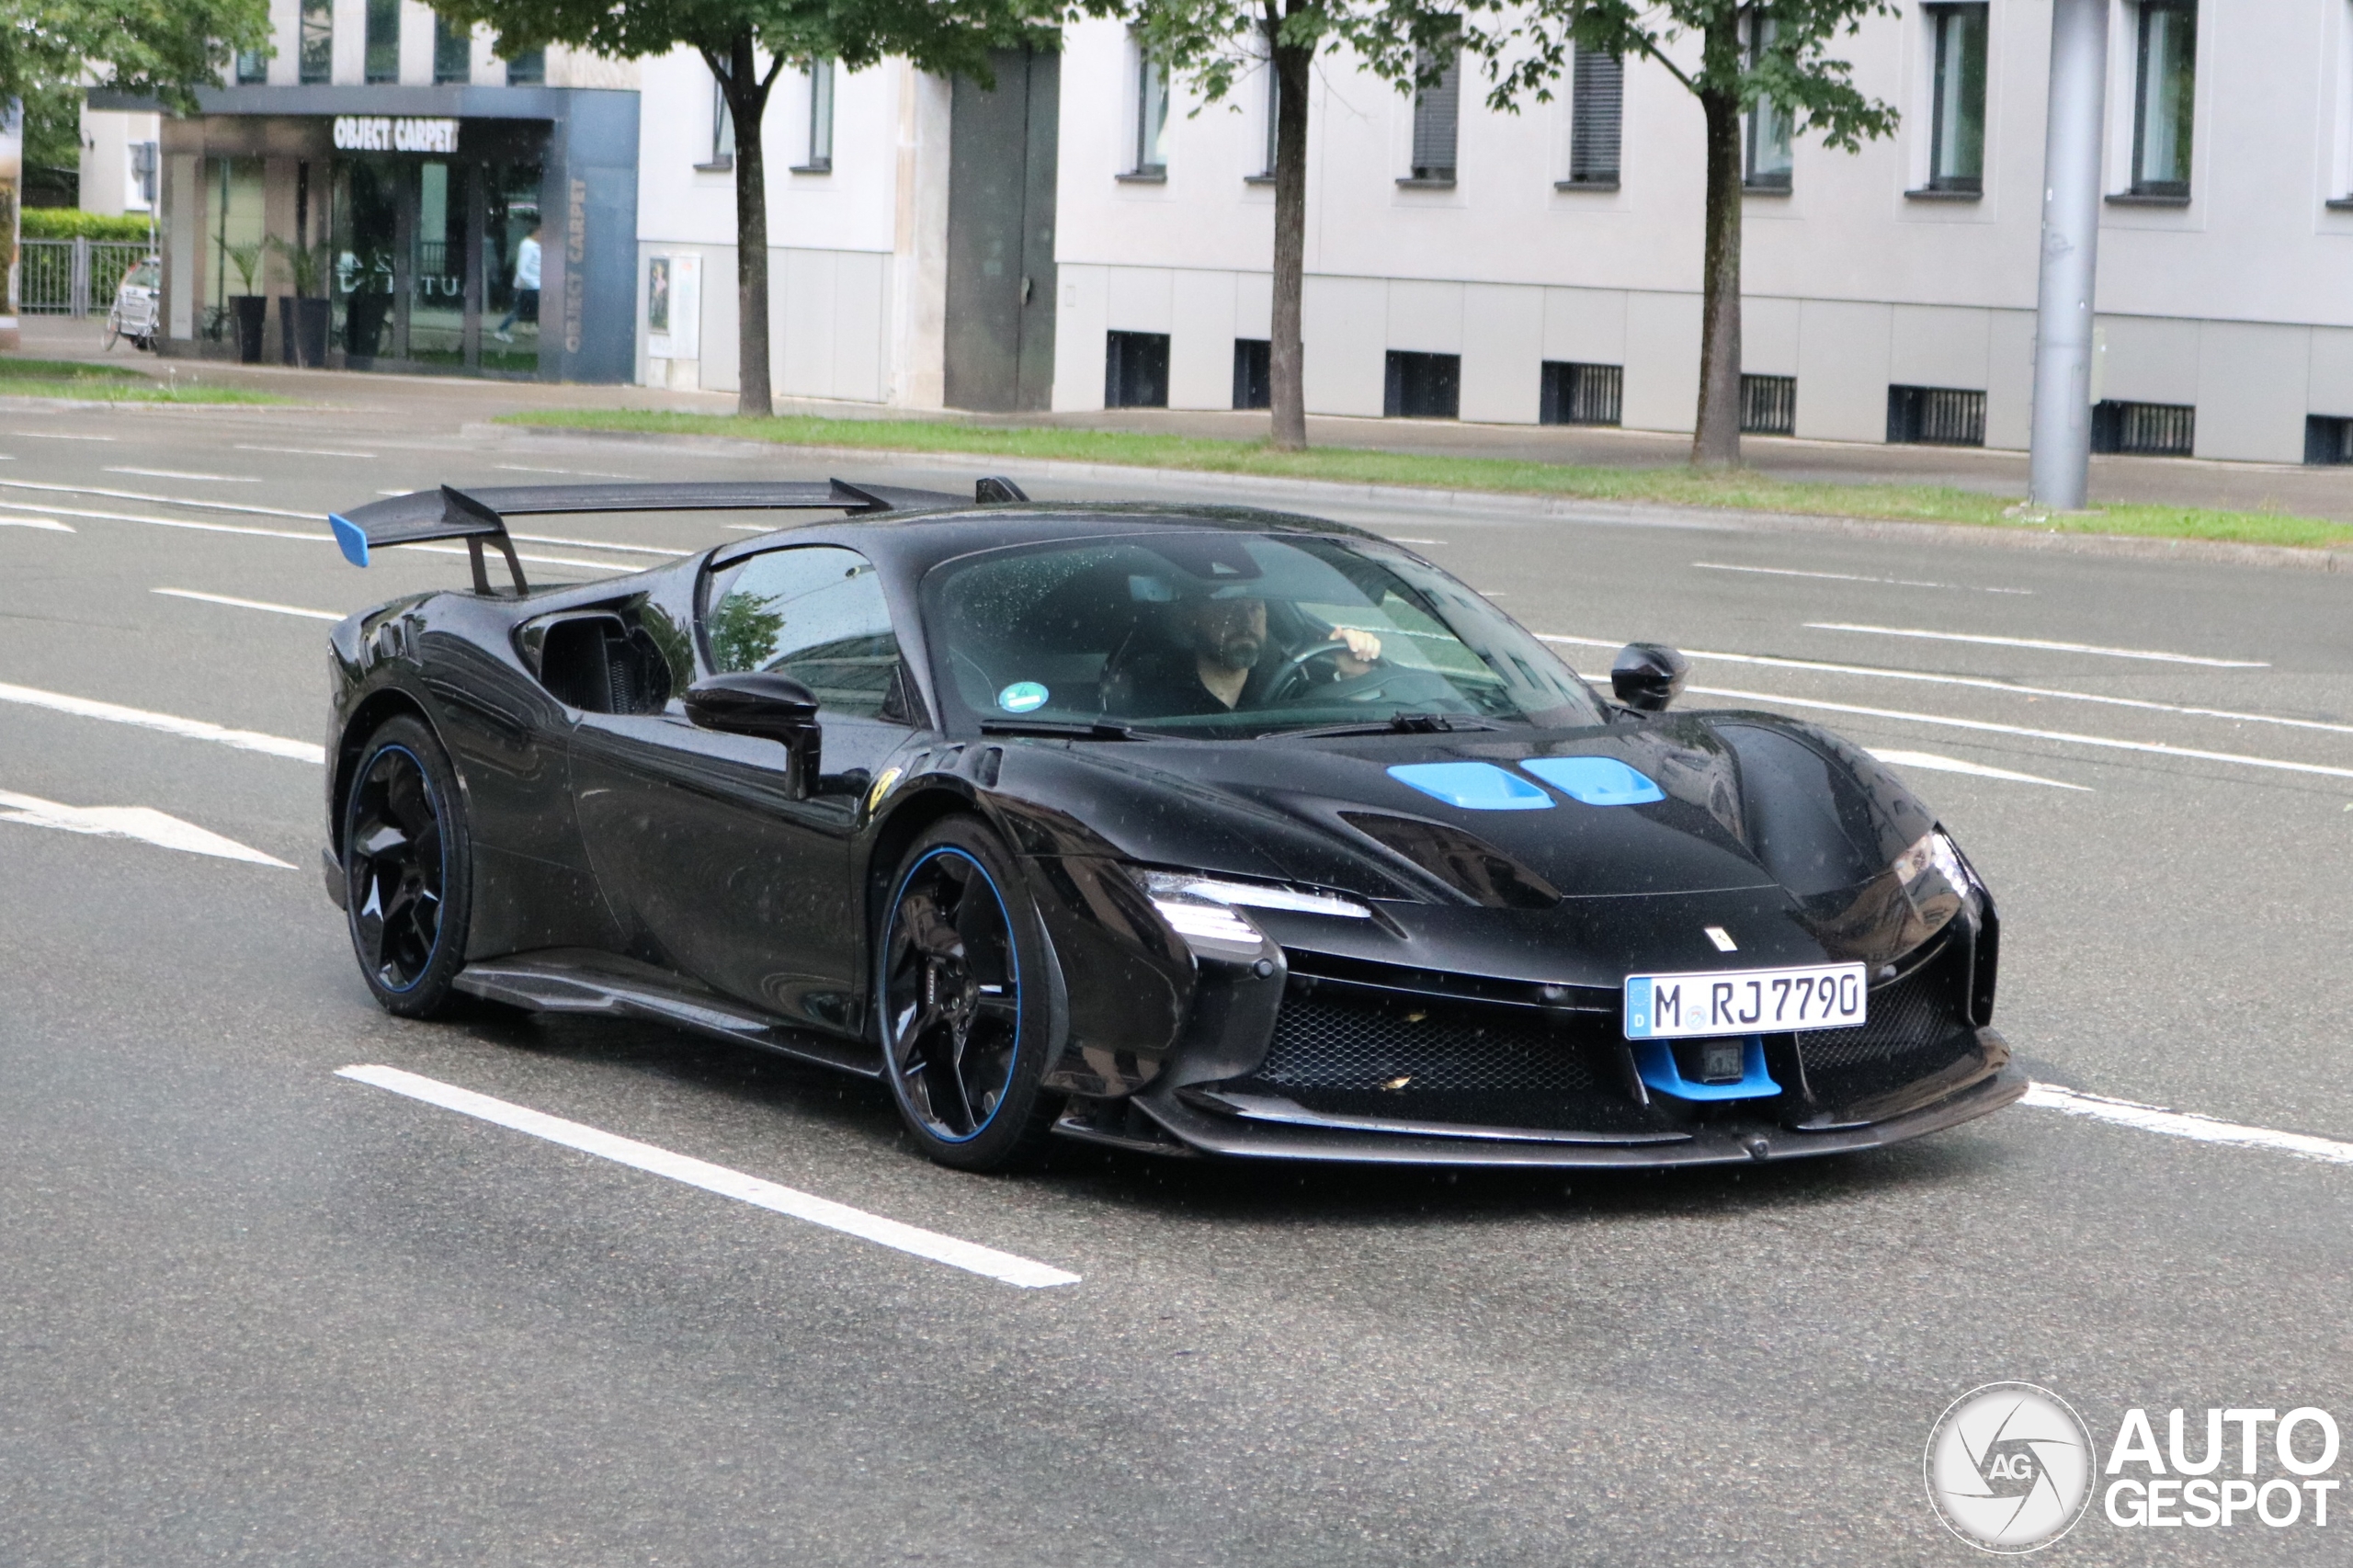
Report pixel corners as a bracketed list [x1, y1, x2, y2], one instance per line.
[1692, 54, 1744, 467]
[1268, 7, 1312, 451]
[727, 28, 775, 419]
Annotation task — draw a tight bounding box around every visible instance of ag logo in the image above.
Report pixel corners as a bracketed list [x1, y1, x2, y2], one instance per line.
[1924, 1382, 2096, 1552]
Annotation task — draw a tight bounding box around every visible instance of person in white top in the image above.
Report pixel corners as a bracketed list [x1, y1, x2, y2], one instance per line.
[494, 227, 541, 341]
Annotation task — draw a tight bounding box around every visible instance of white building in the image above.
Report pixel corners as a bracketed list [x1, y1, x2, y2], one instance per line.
[637, 0, 2353, 465]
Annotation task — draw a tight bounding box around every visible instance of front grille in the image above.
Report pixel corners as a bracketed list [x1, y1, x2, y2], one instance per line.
[1796, 937, 1974, 1101]
[1254, 989, 1601, 1096]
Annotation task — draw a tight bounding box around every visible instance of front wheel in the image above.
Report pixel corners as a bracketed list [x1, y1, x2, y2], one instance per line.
[876, 819, 1059, 1172]
[342, 716, 472, 1018]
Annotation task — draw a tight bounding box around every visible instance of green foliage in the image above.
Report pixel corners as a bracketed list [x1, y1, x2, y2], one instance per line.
[222, 240, 264, 293]
[0, 0, 271, 115]
[1456, 0, 1898, 142]
[497, 408, 2353, 552]
[0, 357, 290, 402]
[705, 589, 787, 674]
[269, 233, 327, 295]
[21, 209, 154, 240]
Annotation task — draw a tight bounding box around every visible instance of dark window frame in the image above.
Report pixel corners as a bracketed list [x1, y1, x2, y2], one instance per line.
[1744, 19, 1793, 191]
[1560, 49, 1623, 188]
[1922, 2, 1988, 194]
[1385, 350, 1461, 419]
[794, 59, 835, 174]
[434, 13, 471, 85]
[2130, 0, 2197, 199]
[298, 0, 333, 85]
[1404, 48, 1461, 185]
[1107, 331, 1172, 408]
[1233, 338, 1271, 409]
[364, 0, 400, 85]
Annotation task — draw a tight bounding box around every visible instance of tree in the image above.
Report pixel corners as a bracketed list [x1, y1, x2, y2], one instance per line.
[0, 0, 269, 113]
[1118, 0, 1394, 450]
[1453, 0, 1897, 465]
[440, 0, 1049, 416]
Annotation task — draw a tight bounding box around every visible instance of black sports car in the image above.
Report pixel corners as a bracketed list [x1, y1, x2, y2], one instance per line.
[323, 476, 2023, 1171]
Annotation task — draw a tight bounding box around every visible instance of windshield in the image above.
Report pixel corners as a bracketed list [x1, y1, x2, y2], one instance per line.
[923, 531, 1604, 737]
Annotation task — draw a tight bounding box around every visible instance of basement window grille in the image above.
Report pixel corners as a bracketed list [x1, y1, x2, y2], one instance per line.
[1540, 362, 1622, 426]
[1233, 339, 1271, 409]
[1741, 373, 1796, 435]
[2090, 400, 2194, 456]
[1385, 351, 1461, 419]
[1106, 331, 1171, 408]
[2305, 415, 2353, 465]
[1886, 385, 1986, 447]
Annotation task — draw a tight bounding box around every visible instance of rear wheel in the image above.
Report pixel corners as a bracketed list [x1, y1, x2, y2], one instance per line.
[343, 716, 472, 1018]
[876, 819, 1058, 1172]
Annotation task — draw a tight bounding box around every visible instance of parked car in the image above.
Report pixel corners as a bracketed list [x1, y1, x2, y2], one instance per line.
[104, 257, 161, 351]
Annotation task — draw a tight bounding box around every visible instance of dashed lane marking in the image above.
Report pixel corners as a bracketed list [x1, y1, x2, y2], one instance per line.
[0, 681, 324, 764]
[234, 444, 378, 459]
[153, 587, 343, 621]
[0, 516, 70, 531]
[105, 467, 259, 483]
[1536, 633, 2353, 739]
[1692, 562, 2033, 594]
[1867, 749, 2090, 790]
[1804, 622, 2268, 667]
[2024, 1084, 2353, 1167]
[6, 430, 115, 440]
[336, 1065, 1083, 1290]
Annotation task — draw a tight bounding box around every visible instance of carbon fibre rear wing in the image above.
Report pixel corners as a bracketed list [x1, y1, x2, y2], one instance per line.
[327, 475, 1028, 594]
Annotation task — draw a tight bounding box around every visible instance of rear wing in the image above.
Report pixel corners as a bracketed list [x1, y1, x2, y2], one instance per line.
[327, 475, 1029, 595]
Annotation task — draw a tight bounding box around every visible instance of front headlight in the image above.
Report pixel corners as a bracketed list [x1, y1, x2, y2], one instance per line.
[1139, 870, 1370, 959]
[1893, 829, 1972, 894]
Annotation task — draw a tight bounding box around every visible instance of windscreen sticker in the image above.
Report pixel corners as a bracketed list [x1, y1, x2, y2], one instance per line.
[997, 681, 1050, 713]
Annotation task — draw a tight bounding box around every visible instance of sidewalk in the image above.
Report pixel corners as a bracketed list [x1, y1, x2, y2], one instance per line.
[25, 314, 2353, 525]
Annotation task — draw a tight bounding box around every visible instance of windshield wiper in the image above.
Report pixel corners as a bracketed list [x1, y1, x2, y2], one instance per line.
[979, 718, 1149, 741]
[1276, 712, 1506, 739]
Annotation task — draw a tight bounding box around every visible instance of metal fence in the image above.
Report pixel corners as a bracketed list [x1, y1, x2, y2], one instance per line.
[20, 238, 154, 316]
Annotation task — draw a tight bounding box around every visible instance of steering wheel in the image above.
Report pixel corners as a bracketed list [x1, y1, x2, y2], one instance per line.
[1264, 639, 1370, 705]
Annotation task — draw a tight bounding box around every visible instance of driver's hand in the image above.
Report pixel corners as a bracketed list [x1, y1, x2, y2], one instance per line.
[1336, 627, 1382, 676]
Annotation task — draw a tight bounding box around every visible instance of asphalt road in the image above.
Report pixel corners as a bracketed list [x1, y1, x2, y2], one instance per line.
[5, 392, 2353, 1564]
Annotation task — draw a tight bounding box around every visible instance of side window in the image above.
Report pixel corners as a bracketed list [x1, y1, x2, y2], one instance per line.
[702, 545, 907, 721]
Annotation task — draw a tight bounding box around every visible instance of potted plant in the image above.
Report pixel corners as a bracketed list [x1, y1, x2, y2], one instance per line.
[224, 240, 267, 363]
[269, 235, 331, 368]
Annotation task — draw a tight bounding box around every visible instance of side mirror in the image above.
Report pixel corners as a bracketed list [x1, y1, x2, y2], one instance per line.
[687, 673, 823, 791]
[1610, 642, 1689, 713]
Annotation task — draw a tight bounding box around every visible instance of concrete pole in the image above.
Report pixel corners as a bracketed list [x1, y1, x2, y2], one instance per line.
[2029, 0, 2110, 510]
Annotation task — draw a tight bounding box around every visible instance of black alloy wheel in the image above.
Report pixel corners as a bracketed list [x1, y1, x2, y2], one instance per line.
[343, 716, 472, 1017]
[878, 819, 1057, 1171]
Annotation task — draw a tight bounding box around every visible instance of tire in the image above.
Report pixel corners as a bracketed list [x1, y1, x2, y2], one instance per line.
[342, 716, 472, 1019]
[875, 817, 1060, 1172]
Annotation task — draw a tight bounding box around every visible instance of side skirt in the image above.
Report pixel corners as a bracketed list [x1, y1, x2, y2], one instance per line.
[453, 948, 881, 1079]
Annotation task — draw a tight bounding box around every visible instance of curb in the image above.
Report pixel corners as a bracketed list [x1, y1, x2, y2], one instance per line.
[465, 420, 2353, 575]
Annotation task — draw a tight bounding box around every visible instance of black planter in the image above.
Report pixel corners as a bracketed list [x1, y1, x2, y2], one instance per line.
[230, 295, 268, 363]
[345, 292, 392, 358]
[278, 296, 332, 368]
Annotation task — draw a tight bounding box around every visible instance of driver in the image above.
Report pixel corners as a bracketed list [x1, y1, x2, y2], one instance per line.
[1111, 590, 1381, 715]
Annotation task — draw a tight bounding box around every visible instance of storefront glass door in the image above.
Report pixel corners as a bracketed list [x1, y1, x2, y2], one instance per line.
[481, 162, 543, 376]
[407, 160, 471, 367]
[334, 158, 400, 360]
[331, 153, 540, 376]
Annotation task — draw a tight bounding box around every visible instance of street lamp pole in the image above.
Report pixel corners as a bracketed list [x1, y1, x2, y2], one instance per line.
[2028, 0, 2110, 510]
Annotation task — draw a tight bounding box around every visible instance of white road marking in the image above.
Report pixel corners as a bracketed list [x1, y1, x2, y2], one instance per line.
[1683, 682, 2353, 782]
[234, 443, 378, 459]
[1536, 633, 2353, 739]
[0, 516, 71, 531]
[1693, 562, 2032, 595]
[2024, 1083, 2353, 1168]
[1867, 748, 2090, 790]
[494, 462, 643, 479]
[153, 587, 342, 621]
[335, 1065, 1083, 1290]
[376, 488, 409, 496]
[0, 681, 324, 763]
[0, 790, 292, 868]
[0, 476, 322, 520]
[1805, 622, 2268, 667]
[395, 540, 645, 573]
[106, 466, 259, 483]
[1389, 537, 1446, 544]
[0, 498, 640, 573]
[505, 532, 685, 557]
[6, 430, 116, 440]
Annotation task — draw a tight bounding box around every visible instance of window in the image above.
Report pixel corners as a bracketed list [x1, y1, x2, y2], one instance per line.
[435, 14, 471, 84]
[2131, 0, 2196, 197]
[1407, 50, 1461, 183]
[299, 0, 332, 84]
[1745, 20, 1792, 190]
[235, 46, 268, 85]
[704, 71, 735, 168]
[1233, 339, 1270, 409]
[365, 0, 400, 84]
[2305, 416, 2353, 464]
[1924, 4, 1987, 192]
[1261, 57, 1281, 177]
[128, 142, 158, 209]
[702, 546, 906, 721]
[1131, 39, 1169, 176]
[1563, 50, 1622, 187]
[799, 60, 835, 172]
[504, 47, 545, 85]
[2092, 400, 2194, 455]
[1742, 374, 1796, 434]
[1886, 385, 1986, 446]
[1385, 351, 1460, 418]
[1540, 362, 1622, 426]
[1107, 332, 1171, 407]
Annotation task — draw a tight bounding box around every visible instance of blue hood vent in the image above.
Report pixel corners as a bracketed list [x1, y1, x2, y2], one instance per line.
[1386, 761, 1555, 812]
[1519, 756, 1665, 806]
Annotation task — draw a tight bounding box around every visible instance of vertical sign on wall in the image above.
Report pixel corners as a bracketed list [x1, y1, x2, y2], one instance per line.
[563, 177, 586, 355]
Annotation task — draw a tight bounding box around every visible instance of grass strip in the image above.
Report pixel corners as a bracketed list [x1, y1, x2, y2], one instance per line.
[501, 407, 2353, 551]
[0, 357, 290, 404]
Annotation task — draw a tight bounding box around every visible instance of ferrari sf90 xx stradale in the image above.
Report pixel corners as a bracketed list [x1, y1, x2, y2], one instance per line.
[322, 476, 2022, 1171]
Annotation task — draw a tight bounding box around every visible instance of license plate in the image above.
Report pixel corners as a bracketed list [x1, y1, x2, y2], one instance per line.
[1623, 962, 1868, 1040]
